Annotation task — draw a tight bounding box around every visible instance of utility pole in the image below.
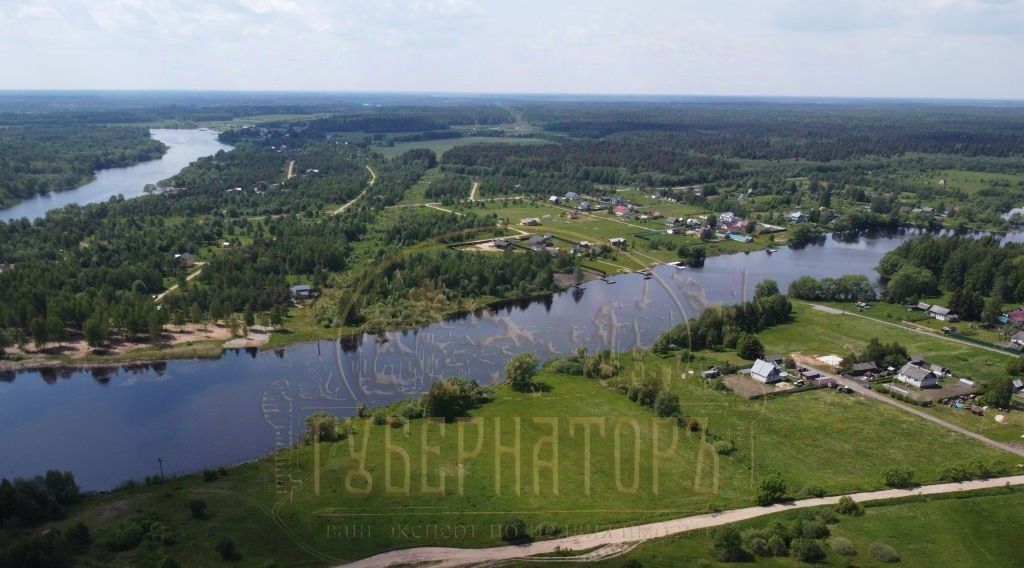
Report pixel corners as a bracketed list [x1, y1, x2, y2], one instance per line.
[155, 457, 165, 484]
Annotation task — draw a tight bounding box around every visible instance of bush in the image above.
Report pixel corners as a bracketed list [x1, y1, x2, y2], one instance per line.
[831, 536, 856, 557]
[790, 538, 826, 563]
[754, 472, 788, 506]
[547, 359, 584, 376]
[869, 542, 900, 563]
[801, 518, 830, 540]
[767, 535, 788, 557]
[203, 469, 220, 482]
[303, 412, 340, 444]
[388, 416, 406, 428]
[713, 440, 735, 455]
[803, 485, 826, 498]
[100, 522, 145, 552]
[65, 522, 92, 553]
[188, 499, 207, 520]
[836, 496, 864, 516]
[883, 466, 915, 488]
[654, 391, 680, 417]
[535, 522, 561, 537]
[711, 526, 743, 562]
[747, 536, 770, 557]
[505, 353, 540, 392]
[215, 537, 240, 561]
[371, 411, 388, 426]
[499, 518, 529, 543]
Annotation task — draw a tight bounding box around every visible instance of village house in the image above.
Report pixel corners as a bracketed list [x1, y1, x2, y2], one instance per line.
[564, 191, 580, 201]
[174, 252, 196, 268]
[1000, 309, 1024, 326]
[613, 204, 631, 217]
[665, 217, 682, 227]
[849, 361, 879, 376]
[520, 218, 541, 226]
[608, 237, 627, 248]
[896, 362, 938, 388]
[577, 200, 592, 211]
[289, 284, 317, 300]
[527, 235, 549, 251]
[750, 359, 784, 384]
[548, 195, 560, 204]
[785, 211, 807, 223]
[719, 212, 736, 224]
[763, 354, 785, 367]
[928, 305, 958, 322]
[1011, 331, 1024, 348]
[493, 239, 511, 250]
[666, 227, 683, 235]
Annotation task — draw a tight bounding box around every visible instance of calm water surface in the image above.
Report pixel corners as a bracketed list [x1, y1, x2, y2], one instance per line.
[0, 232, 938, 489]
[0, 129, 230, 222]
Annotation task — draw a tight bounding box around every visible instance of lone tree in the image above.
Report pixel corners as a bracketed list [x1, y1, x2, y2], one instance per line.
[883, 466, 915, 488]
[736, 332, 765, 360]
[755, 472, 788, 506]
[505, 353, 539, 392]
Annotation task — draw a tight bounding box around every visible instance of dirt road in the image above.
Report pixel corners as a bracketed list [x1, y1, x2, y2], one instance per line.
[154, 263, 205, 303]
[286, 160, 296, 180]
[338, 475, 1024, 567]
[332, 165, 376, 216]
[468, 180, 479, 201]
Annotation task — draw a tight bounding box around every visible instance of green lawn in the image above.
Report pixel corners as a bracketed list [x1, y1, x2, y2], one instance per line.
[588, 487, 1024, 567]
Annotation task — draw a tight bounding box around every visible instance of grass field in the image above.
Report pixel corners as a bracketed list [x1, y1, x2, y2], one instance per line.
[375, 136, 551, 159]
[32, 341, 1021, 566]
[590, 487, 1024, 567]
[759, 303, 1014, 384]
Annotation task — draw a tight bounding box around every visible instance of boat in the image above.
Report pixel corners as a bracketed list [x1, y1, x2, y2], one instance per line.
[767, 248, 778, 254]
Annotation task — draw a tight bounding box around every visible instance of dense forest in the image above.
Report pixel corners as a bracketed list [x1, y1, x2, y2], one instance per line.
[0, 125, 165, 207]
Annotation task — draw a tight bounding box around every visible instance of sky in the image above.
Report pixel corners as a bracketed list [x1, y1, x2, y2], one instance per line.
[0, 0, 1021, 99]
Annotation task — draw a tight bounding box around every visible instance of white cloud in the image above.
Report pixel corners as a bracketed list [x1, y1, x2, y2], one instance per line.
[10, 2, 62, 20]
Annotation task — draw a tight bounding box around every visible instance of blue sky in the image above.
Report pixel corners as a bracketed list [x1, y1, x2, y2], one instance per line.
[1, 0, 1021, 98]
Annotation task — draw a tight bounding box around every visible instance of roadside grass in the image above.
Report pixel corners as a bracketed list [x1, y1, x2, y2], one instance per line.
[590, 487, 1024, 567]
[375, 136, 551, 159]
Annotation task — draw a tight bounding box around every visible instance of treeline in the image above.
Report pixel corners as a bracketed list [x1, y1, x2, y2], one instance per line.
[788, 275, 878, 302]
[877, 234, 1024, 316]
[517, 101, 1024, 159]
[0, 125, 165, 207]
[652, 288, 793, 354]
[442, 137, 738, 191]
[423, 174, 472, 201]
[377, 208, 499, 246]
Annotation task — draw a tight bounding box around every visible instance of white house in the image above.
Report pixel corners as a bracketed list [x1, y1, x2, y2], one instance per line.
[520, 218, 541, 226]
[896, 362, 938, 388]
[750, 359, 783, 384]
[1013, 331, 1024, 347]
[719, 212, 736, 224]
[549, 196, 560, 204]
[785, 211, 807, 223]
[928, 305, 958, 322]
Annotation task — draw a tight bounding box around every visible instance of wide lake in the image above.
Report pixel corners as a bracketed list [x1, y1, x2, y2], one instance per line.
[0, 231, 940, 490]
[0, 129, 230, 222]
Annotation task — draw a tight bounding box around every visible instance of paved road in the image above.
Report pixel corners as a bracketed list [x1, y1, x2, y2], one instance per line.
[338, 475, 1024, 567]
[332, 165, 376, 216]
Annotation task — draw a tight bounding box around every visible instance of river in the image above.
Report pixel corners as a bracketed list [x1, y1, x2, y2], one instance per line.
[0, 231, 935, 490]
[0, 129, 230, 222]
